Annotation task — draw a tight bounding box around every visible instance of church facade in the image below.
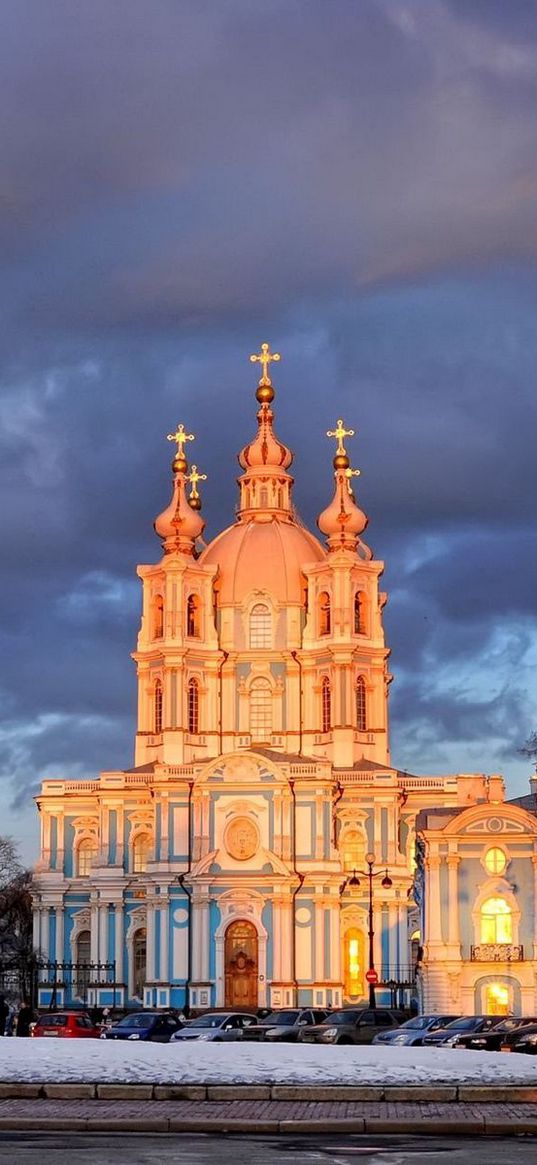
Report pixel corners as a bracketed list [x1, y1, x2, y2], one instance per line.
[32, 345, 536, 1014]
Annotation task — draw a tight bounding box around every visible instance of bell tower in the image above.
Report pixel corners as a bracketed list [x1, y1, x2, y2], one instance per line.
[300, 418, 392, 767]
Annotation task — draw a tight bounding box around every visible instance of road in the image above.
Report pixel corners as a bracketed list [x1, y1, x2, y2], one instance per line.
[0, 1133, 537, 1164]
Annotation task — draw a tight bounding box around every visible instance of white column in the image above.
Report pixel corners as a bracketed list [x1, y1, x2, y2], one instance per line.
[426, 856, 443, 944]
[55, 906, 64, 964]
[33, 908, 41, 954]
[160, 797, 169, 862]
[397, 904, 408, 975]
[271, 899, 282, 981]
[315, 901, 324, 981]
[160, 904, 169, 982]
[146, 901, 156, 982]
[447, 856, 460, 946]
[99, 907, 108, 969]
[388, 902, 398, 971]
[115, 905, 124, 985]
[90, 901, 99, 963]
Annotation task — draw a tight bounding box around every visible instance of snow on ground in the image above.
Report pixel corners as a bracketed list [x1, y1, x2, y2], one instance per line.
[1, 1040, 537, 1086]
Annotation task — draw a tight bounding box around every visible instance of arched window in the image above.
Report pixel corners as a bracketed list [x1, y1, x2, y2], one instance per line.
[249, 677, 272, 743]
[354, 591, 366, 635]
[75, 930, 91, 995]
[153, 595, 164, 639]
[186, 594, 201, 637]
[342, 829, 365, 873]
[355, 676, 367, 731]
[132, 833, 151, 873]
[188, 677, 199, 735]
[480, 897, 512, 944]
[321, 676, 331, 734]
[319, 592, 331, 636]
[77, 838, 96, 877]
[154, 679, 163, 734]
[133, 928, 147, 999]
[249, 603, 271, 649]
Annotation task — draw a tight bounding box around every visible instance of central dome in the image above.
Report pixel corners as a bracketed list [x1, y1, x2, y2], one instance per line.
[199, 517, 325, 604]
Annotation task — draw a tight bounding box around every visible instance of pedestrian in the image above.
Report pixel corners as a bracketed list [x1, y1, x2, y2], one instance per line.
[0, 996, 9, 1037]
[15, 1001, 33, 1038]
[4, 1004, 16, 1037]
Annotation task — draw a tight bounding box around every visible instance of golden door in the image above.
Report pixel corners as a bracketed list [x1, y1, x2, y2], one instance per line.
[224, 920, 258, 1009]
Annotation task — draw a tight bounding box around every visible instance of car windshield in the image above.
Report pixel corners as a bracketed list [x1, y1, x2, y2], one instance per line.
[324, 1010, 363, 1025]
[400, 1017, 430, 1030]
[264, 1011, 300, 1025]
[37, 1015, 67, 1027]
[116, 1014, 154, 1029]
[188, 1015, 226, 1029]
[444, 1017, 481, 1031]
[492, 1019, 523, 1033]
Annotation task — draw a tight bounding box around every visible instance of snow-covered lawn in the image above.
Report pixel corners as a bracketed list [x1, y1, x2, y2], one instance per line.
[1, 1040, 537, 1086]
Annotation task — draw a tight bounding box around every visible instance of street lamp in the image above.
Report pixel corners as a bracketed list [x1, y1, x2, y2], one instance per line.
[345, 852, 392, 1007]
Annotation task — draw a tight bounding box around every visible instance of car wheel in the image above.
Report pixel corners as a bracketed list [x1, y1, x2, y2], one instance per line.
[337, 1037, 353, 1045]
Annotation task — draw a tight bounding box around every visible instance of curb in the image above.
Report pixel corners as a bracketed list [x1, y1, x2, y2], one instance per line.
[1, 1082, 537, 1103]
[1, 1115, 537, 1136]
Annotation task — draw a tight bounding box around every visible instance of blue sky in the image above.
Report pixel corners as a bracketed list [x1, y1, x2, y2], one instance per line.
[1, 0, 537, 862]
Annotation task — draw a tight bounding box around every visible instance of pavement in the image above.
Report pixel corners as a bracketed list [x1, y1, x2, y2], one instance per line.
[0, 1094, 537, 1135]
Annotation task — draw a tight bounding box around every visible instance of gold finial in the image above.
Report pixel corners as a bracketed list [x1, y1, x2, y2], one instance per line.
[187, 464, 207, 510]
[250, 342, 281, 403]
[327, 418, 355, 470]
[327, 418, 355, 455]
[344, 466, 361, 497]
[167, 423, 195, 452]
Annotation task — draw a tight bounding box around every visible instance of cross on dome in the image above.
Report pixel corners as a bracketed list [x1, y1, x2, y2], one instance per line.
[187, 464, 207, 510]
[249, 342, 281, 386]
[167, 423, 195, 452]
[327, 418, 355, 455]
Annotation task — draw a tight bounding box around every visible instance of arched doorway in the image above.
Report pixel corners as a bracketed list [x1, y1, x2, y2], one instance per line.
[224, 920, 258, 1008]
[133, 928, 147, 1000]
[343, 926, 365, 1000]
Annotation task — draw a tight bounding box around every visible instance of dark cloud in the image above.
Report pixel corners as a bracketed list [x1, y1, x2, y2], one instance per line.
[1, 1, 537, 857]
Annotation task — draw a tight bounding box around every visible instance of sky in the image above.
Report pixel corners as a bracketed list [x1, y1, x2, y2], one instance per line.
[1, 0, 537, 863]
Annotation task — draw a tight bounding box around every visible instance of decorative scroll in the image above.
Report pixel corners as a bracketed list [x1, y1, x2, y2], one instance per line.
[471, 944, 523, 962]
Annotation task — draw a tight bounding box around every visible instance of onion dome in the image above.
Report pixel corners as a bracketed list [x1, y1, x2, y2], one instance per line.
[236, 343, 294, 521]
[318, 418, 368, 552]
[154, 425, 205, 554]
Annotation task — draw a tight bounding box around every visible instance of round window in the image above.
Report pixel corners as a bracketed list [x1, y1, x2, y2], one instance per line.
[484, 847, 507, 875]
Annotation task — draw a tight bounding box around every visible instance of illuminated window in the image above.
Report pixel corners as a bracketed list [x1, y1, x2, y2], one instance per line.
[480, 897, 512, 944]
[188, 677, 199, 735]
[153, 595, 164, 639]
[250, 678, 272, 742]
[186, 594, 201, 637]
[344, 928, 364, 998]
[484, 848, 507, 875]
[76, 839, 96, 877]
[342, 829, 365, 873]
[354, 592, 366, 635]
[355, 676, 367, 731]
[321, 676, 331, 733]
[154, 680, 163, 734]
[249, 603, 271, 649]
[132, 834, 150, 873]
[319, 592, 331, 636]
[484, 982, 510, 1016]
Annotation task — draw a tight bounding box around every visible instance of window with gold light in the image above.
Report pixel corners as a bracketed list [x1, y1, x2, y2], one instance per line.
[344, 927, 364, 998]
[484, 848, 507, 875]
[76, 839, 97, 877]
[484, 982, 510, 1016]
[153, 595, 164, 639]
[319, 592, 331, 636]
[342, 829, 365, 873]
[132, 833, 151, 873]
[480, 897, 512, 944]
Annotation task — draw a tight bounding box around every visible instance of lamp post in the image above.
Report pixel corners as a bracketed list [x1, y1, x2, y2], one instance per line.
[346, 852, 392, 1007]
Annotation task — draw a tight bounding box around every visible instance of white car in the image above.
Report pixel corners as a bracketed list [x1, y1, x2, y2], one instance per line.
[170, 1012, 257, 1042]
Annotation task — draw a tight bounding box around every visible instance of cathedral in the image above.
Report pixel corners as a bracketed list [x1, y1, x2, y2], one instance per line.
[32, 345, 537, 1016]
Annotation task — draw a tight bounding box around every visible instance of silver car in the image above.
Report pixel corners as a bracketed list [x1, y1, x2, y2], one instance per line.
[372, 1014, 460, 1047]
[170, 1012, 257, 1042]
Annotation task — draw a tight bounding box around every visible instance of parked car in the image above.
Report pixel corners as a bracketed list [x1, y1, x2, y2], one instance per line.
[242, 1008, 330, 1042]
[422, 1016, 505, 1047]
[372, 1014, 460, 1047]
[499, 1023, 537, 1054]
[298, 1007, 406, 1046]
[455, 1017, 537, 1052]
[32, 1011, 101, 1039]
[170, 1011, 258, 1042]
[101, 1011, 184, 1042]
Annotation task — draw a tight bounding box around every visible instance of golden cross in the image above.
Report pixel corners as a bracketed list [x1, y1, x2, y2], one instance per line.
[345, 466, 361, 495]
[187, 464, 207, 499]
[166, 423, 195, 452]
[326, 418, 355, 455]
[249, 342, 281, 385]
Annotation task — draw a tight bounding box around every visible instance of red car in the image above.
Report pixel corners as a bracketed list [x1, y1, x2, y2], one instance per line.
[32, 1011, 101, 1038]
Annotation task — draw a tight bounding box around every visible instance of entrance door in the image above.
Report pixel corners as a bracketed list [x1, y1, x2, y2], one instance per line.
[224, 920, 258, 1009]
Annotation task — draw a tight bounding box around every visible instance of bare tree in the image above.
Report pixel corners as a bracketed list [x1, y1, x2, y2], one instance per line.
[0, 838, 34, 1001]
